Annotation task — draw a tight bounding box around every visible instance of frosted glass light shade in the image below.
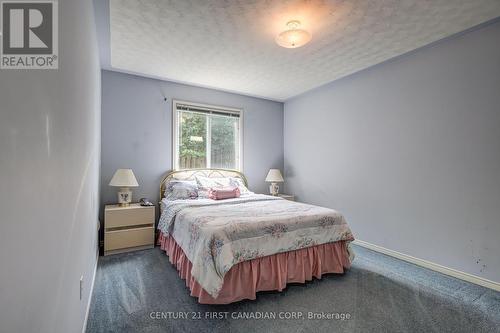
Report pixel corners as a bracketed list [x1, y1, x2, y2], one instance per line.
[265, 169, 284, 182]
[109, 169, 139, 187]
[276, 20, 312, 48]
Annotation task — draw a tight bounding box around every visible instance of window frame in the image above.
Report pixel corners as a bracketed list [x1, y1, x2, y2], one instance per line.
[172, 99, 244, 171]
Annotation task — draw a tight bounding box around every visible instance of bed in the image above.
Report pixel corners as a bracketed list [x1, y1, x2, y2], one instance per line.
[157, 168, 354, 304]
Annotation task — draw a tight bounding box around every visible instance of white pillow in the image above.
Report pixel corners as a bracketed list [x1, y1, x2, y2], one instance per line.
[195, 176, 233, 198]
[229, 177, 253, 195]
[195, 176, 232, 188]
[165, 180, 198, 200]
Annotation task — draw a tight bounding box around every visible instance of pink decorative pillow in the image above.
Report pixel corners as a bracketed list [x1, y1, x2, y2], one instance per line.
[208, 187, 240, 200]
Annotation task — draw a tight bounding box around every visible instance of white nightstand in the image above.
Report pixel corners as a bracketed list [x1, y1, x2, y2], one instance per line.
[276, 194, 295, 201]
[104, 203, 155, 255]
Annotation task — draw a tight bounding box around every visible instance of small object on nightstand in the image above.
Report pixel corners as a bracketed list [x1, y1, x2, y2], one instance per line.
[139, 198, 154, 206]
[277, 194, 295, 201]
[104, 203, 155, 255]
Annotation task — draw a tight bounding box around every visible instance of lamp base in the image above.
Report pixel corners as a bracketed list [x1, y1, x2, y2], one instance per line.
[117, 187, 133, 206]
[269, 183, 279, 196]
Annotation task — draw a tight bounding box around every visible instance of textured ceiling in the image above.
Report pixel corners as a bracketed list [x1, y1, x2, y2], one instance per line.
[110, 0, 500, 101]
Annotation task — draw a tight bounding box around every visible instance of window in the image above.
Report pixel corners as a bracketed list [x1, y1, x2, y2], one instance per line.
[173, 100, 243, 170]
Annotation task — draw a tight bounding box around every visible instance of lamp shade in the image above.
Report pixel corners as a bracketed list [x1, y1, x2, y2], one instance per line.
[275, 20, 312, 49]
[109, 169, 139, 187]
[265, 169, 284, 182]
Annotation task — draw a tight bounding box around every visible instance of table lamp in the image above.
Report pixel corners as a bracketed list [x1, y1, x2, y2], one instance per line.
[265, 169, 284, 196]
[109, 169, 139, 206]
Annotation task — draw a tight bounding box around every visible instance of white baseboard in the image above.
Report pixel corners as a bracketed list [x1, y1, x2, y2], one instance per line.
[82, 251, 99, 333]
[353, 239, 500, 292]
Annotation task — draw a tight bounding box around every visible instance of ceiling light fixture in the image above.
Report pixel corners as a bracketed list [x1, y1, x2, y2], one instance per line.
[275, 20, 312, 49]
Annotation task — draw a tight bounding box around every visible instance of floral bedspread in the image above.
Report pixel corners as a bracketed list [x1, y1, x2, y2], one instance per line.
[158, 194, 354, 298]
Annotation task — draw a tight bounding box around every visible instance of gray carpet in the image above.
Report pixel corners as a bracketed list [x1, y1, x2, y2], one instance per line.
[86, 245, 500, 333]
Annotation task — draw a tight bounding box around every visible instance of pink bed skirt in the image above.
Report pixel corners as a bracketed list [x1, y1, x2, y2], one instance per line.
[158, 232, 352, 304]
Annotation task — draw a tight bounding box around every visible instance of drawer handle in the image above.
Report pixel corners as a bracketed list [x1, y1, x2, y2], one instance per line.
[105, 224, 154, 232]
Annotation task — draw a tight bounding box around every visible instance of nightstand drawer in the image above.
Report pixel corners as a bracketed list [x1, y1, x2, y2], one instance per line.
[105, 207, 154, 229]
[105, 226, 154, 251]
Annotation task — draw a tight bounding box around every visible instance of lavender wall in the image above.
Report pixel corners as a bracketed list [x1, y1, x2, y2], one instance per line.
[101, 70, 284, 223]
[284, 20, 500, 282]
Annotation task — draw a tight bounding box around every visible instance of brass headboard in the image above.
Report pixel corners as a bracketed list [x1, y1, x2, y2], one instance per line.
[160, 168, 248, 200]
